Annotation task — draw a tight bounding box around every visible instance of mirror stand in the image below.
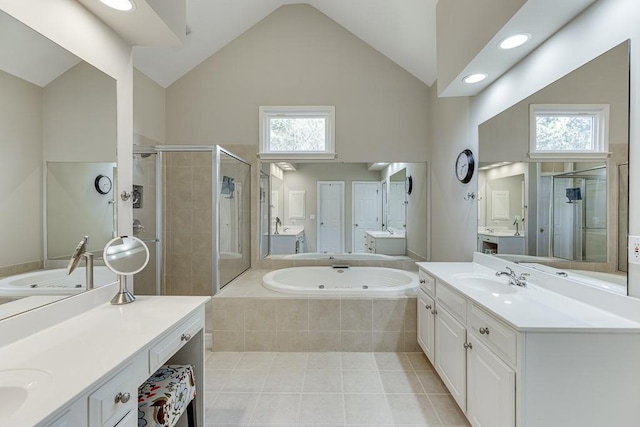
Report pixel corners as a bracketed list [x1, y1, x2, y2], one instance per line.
[111, 276, 135, 305]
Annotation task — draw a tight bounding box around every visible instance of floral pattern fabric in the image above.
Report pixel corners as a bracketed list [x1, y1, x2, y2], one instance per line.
[138, 364, 196, 427]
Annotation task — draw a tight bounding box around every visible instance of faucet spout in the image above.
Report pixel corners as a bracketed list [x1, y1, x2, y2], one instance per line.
[66, 236, 94, 290]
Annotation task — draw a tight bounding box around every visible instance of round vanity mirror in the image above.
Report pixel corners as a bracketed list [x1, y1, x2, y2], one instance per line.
[103, 236, 149, 305]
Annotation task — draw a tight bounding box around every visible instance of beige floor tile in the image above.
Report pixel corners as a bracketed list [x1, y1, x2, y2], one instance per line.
[374, 352, 413, 370]
[297, 393, 345, 424]
[235, 352, 276, 370]
[207, 392, 259, 425]
[386, 394, 441, 425]
[206, 351, 243, 370]
[205, 369, 231, 392]
[341, 352, 377, 370]
[249, 393, 302, 425]
[406, 352, 434, 371]
[379, 370, 425, 394]
[261, 370, 305, 392]
[429, 394, 470, 426]
[271, 352, 309, 372]
[415, 370, 449, 393]
[342, 370, 384, 393]
[344, 393, 394, 425]
[303, 369, 342, 393]
[222, 369, 269, 393]
[306, 352, 342, 370]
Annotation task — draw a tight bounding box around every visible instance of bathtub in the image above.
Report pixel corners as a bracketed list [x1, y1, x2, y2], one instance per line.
[262, 266, 418, 296]
[282, 252, 402, 260]
[0, 267, 117, 297]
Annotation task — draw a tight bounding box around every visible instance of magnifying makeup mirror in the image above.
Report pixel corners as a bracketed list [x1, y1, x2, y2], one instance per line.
[103, 235, 150, 305]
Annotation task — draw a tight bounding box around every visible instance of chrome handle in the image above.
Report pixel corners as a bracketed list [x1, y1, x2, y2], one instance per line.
[115, 392, 131, 404]
[479, 327, 490, 335]
[181, 333, 191, 341]
[431, 309, 437, 315]
[463, 342, 473, 350]
[419, 279, 426, 284]
[425, 304, 432, 310]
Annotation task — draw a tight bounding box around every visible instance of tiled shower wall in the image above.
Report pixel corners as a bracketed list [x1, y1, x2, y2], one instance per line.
[213, 297, 419, 352]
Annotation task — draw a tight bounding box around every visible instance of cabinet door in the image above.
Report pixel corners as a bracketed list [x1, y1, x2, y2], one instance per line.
[467, 335, 515, 427]
[435, 306, 467, 411]
[417, 292, 436, 364]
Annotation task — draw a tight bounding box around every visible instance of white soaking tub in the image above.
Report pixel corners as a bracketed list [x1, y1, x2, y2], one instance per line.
[262, 266, 418, 296]
[0, 267, 117, 297]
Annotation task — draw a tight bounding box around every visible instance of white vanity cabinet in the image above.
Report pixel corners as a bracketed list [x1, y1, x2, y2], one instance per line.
[364, 231, 405, 255]
[477, 233, 525, 255]
[271, 228, 305, 255]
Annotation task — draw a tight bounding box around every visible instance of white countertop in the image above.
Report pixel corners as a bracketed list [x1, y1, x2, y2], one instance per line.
[365, 230, 405, 239]
[416, 262, 640, 332]
[0, 295, 209, 426]
[272, 225, 304, 236]
[478, 231, 525, 238]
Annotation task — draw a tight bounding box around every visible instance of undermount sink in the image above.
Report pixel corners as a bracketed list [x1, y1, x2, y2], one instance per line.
[0, 369, 51, 418]
[452, 273, 519, 294]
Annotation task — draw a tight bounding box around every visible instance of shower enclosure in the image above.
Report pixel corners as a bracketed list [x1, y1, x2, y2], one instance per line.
[132, 145, 251, 297]
[552, 165, 606, 262]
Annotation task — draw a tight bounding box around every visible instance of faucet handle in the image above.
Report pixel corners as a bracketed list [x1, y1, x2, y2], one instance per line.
[505, 266, 515, 275]
[518, 272, 530, 280]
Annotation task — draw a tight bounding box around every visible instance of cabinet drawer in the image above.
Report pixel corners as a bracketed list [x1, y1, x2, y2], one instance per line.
[469, 304, 517, 366]
[418, 270, 435, 297]
[436, 280, 467, 324]
[89, 364, 135, 427]
[149, 312, 202, 374]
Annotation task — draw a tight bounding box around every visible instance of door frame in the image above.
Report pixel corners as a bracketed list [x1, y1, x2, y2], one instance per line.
[352, 181, 381, 253]
[317, 181, 345, 253]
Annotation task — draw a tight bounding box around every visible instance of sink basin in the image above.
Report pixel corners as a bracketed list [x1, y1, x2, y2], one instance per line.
[453, 273, 518, 294]
[0, 369, 51, 418]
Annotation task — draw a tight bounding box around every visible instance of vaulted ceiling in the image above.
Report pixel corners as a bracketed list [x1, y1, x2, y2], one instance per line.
[133, 0, 438, 88]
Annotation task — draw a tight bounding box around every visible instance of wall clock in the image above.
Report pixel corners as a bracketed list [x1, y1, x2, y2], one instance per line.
[455, 149, 475, 184]
[94, 174, 112, 195]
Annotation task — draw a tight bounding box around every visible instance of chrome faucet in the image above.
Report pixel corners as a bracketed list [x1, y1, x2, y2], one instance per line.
[495, 266, 529, 287]
[66, 236, 94, 290]
[274, 216, 281, 235]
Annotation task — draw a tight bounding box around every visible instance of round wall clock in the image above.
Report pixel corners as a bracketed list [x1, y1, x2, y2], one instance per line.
[455, 149, 475, 184]
[94, 174, 112, 195]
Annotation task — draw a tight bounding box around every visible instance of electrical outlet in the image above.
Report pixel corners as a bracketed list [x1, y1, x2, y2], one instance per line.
[628, 236, 640, 264]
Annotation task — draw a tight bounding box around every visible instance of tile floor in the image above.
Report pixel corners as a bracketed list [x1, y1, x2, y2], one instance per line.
[204, 351, 470, 426]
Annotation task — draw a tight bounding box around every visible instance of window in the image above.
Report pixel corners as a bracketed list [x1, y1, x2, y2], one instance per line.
[259, 106, 335, 159]
[529, 104, 609, 159]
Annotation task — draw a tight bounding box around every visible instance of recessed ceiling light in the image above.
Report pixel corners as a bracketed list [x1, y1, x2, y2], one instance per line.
[499, 33, 531, 50]
[100, 0, 135, 11]
[463, 73, 487, 84]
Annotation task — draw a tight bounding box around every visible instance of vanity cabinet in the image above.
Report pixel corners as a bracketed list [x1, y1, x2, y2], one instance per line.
[364, 231, 405, 255]
[477, 233, 525, 255]
[271, 230, 305, 255]
[434, 303, 467, 410]
[89, 364, 137, 426]
[417, 289, 435, 362]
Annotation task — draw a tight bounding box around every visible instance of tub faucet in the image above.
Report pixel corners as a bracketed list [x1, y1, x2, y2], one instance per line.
[66, 236, 94, 290]
[495, 266, 529, 287]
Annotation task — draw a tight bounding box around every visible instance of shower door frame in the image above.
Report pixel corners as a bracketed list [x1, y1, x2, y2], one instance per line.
[133, 145, 250, 296]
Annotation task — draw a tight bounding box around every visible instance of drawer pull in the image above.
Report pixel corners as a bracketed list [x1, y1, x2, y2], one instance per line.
[479, 327, 490, 335]
[425, 304, 432, 310]
[463, 342, 473, 350]
[114, 392, 131, 404]
[181, 333, 192, 342]
[419, 279, 426, 284]
[430, 309, 437, 315]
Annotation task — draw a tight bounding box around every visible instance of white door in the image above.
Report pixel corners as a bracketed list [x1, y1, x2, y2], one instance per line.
[318, 181, 344, 253]
[537, 175, 551, 256]
[417, 291, 436, 365]
[467, 335, 516, 427]
[352, 181, 381, 252]
[435, 306, 467, 411]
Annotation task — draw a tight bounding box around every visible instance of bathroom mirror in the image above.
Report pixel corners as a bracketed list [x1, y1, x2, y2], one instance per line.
[478, 41, 629, 293]
[0, 9, 117, 317]
[260, 161, 427, 260]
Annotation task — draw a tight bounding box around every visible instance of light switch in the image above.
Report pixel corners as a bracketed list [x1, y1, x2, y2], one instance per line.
[629, 236, 640, 264]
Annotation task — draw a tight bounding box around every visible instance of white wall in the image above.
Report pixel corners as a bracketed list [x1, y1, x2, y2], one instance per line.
[430, 0, 640, 295]
[134, 68, 166, 144]
[0, 70, 42, 267]
[165, 4, 430, 163]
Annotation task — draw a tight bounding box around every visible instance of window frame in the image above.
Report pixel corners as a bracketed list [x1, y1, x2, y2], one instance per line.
[259, 106, 336, 160]
[529, 104, 610, 159]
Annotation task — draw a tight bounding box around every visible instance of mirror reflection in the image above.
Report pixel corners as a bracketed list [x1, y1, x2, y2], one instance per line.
[0, 9, 117, 317]
[478, 41, 629, 293]
[260, 162, 427, 260]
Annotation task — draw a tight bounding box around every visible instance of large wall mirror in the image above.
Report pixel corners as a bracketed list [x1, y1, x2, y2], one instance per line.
[478, 41, 629, 294]
[259, 162, 428, 260]
[0, 9, 117, 319]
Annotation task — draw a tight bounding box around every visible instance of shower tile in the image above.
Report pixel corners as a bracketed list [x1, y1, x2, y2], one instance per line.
[191, 252, 213, 278]
[192, 209, 212, 234]
[373, 331, 404, 352]
[276, 299, 309, 330]
[166, 253, 191, 276]
[245, 299, 277, 330]
[309, 299, 340, 330]
[170, 152, 193, 167]
[192, 276, 212, 296]
[192, 232, 213, 254]
[373, 299, 406, 331]
[213, 298, 244, 331]
[193, 152, 212, 167]
[341, 300, 373, 331]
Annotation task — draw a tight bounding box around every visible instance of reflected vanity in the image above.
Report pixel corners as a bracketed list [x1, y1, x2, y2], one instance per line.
[477, 41, 629, 294]
[0, 9, 117, 318]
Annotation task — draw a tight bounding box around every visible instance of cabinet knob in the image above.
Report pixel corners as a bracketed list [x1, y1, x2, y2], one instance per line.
[181, 333, 191, 341]
[479, 327, 490, 335]
[463, 342, 473, 350]
[419, 279, 426, 284]
[430, 309, 437, 315]
[115, 392, 131, 404]
[425, 304, 432, 310]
